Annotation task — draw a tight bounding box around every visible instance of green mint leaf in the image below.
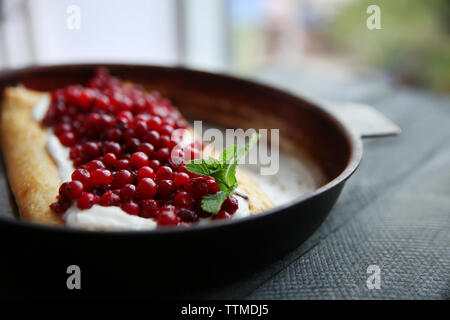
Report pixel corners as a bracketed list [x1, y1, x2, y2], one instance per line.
[205, 157, 221, 171]
[212, 177, 229, 192]
[201, 191, 231, 214]
[221, 145, 237, 164]
[184, 161, 211, 176]
[236, 132, 260, 162]
[185, 157, 222, 177]
[186, 132, 260, 214]
[223, 132, 259, 188]
[222, 164, 237, 190]
[217, 144, 238, 190]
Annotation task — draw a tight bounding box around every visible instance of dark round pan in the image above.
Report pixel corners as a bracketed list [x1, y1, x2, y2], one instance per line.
[0, 64, 362, 298]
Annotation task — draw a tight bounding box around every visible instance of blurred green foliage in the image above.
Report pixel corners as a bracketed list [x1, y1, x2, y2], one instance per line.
[329, 0, 450, 92]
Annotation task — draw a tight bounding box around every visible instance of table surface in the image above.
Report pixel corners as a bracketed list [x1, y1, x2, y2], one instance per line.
[191, 64, 450, 300]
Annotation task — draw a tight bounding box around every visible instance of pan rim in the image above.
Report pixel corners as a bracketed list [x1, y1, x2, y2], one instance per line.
[0, 63, 363, 237]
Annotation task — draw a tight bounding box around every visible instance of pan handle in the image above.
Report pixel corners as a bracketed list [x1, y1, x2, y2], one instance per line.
[321, 102, 401, 138]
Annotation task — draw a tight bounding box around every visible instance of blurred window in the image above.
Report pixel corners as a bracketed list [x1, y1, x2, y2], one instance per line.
[0, 0, 179, 68]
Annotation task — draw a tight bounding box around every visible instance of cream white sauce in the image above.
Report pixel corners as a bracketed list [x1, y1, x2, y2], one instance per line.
[46, 134, 74, 182]
[64, 204, 157, 231]
[32, 97, 251, 230]
[240, 153, 324, 206]
[31, 94, 50, 122]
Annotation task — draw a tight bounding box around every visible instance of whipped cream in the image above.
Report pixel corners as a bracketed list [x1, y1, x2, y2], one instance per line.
[64, 204, 157, 231]
[32, 96, 251, 230]
[31, 94, 50, 122]
[46, 133, 74, 182]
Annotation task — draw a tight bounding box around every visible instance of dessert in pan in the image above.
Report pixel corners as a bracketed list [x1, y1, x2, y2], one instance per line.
[0, 68, 273, 230]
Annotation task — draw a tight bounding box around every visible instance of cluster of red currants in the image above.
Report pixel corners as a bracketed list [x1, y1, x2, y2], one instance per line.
[47, 68, 239, 226]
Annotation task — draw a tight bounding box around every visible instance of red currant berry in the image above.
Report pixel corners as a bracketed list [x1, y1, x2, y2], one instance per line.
[98, 114, 113, 129]
[212, 210, 232, 220]
[155, 166, 173, 181]
[195, 202, 212, 218]
[157, 207, 179, 226]
[137, 177, 157, 199]
[120, 184, 136, 201]
[206, 178, 220, 194]
[90, 169, 113, 185]
[137, 166, 155, 180]
[54, 123, 72, 135]
[123, 137, 139, 152]
[111, 169, 133, 188]
[81, 142, 100, 161]
[50, 198, 71, 214]
[148, 159, 161, 171]
[107, 128, 122, 142]
[77, 192, 96, 209]
[103, 153, 117, 168]
[85, 113, 101, 130]
[99, 190, 120, 206]
[221, 195, 238, 214]
[102, 141, 122, 155]
[134, 120, 148, 138]
[117, 110, 133, 122]
[130, 151, 149, 169]
[178, 208, 199, 222]
[94, 94, 110, 110]
[135, 113, 151, 123]
[144, 130, 160, 147]
[59, 181, 83, 200]
[159, 124, 173, 136]
[153, 148, 170, 162]
[115, 117, 130, 131]
[188, 177, 208, 199]
[157, 179, 174, 199]
[159, 136, 171, 148]
[137, 142, 154, 157]
[77, 88, 96, 109]
[173, 172, 190, 190]
[71, 169, 91, 188]
[121, 201, 140, 215]
[85, 159, 105, 171]
[147, 116, 162, 131]
[173, 191, 194, 209]
[139, 199, 159, 218]
[116, 159, 130, 170]
[69, 145, 82, 161]
[58, 131, 76, 146]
